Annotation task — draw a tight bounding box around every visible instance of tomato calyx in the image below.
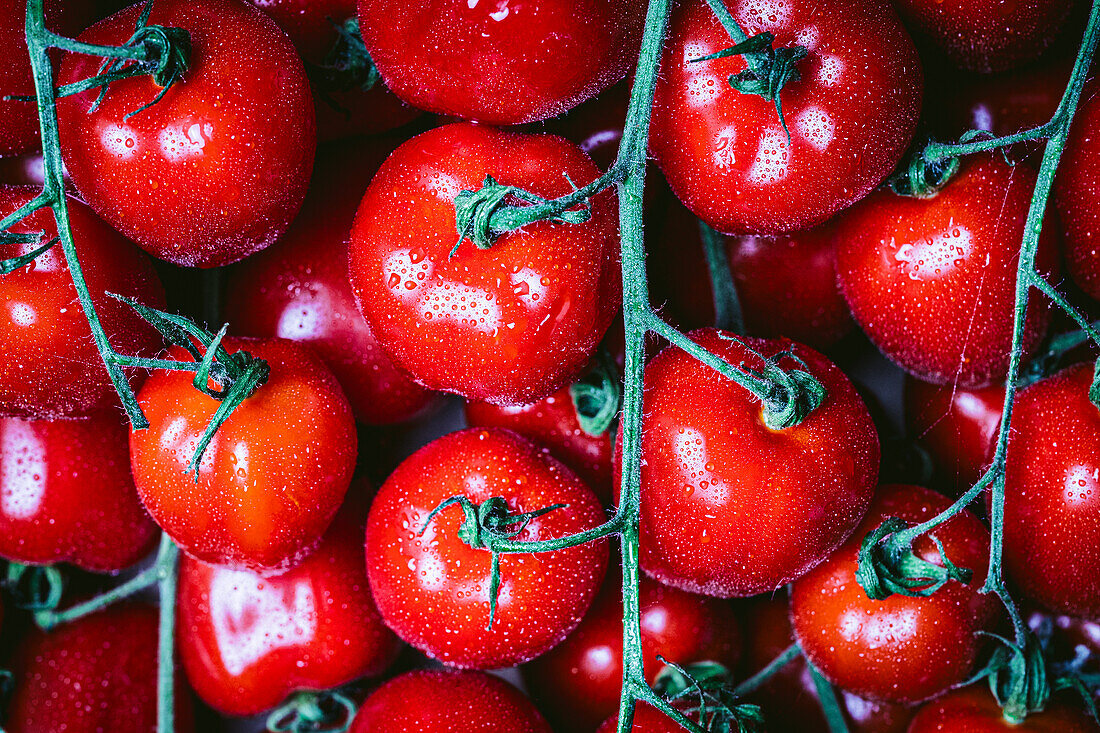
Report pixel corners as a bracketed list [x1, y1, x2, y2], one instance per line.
[308, 18, 380, 97]
[266, 689, 359, 733]
[887, 137, 962, 199]
[714, 334, 826, 430]
[2, 562, 64, 612]
[970, 631, 1053, 725]
[452, 174, 592, 254]
[570, 350, 622, 437]
[418, 494, 567, 629]
[855, 517, 972, 601]
[651, 658, 765, 733]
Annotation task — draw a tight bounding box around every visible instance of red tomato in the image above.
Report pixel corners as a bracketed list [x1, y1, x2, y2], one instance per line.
[904, 376, 1004, 492]
[348, 123, 620, 405]
[630, 329, 879, 597]
[129, 337, 357, 572]
[836, 155, 1058, 388]
[245, 0, 419, 140]
[177, 481, 402, 716]
[5, 604, 194, 733]
[650, 0, 922, 235]
[356, 0, 644, 125]
[350, 669, 551, 732]
[790, 484, 999, 703]
[0, 412, 157, 572]
[739, 596, 915, 733]
[464, 384, 614, 503]
[0, 185, 166, 419]
[1002, 363, 1100, 617]
[0, 152, 46, 186]
[522, 572, 741, 732]
[366, 428, 608, 668]
[893, 0, 1073, 73]
[226, 138, 438, 425]
[647, 195, 854, 350]
[56, 0, 316, 268]
[1056, 82, 1100, 302]
[906, 685, 1099, 732]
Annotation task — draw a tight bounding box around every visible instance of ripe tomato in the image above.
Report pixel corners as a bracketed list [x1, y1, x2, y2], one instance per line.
[5, 604, 194, 733]
[245, 0, 419, 140]
[836, 155, 1058, 388]
[0, 412, 157, 572]
[0, 185, 166, 419]
[356, 0, 644, 125]
[650, 0, 922, 235]
[1002, 363, 1100, 617]
[464, 384, 614, 504]
[56, 0, 316, 268]
[904, 375, 1003, 492]
[226, 138, 438, 426]
[129, 337, 357, 572]
[522, 572, 741, 732]
[349, 123, 620, 406]
[177, 480, 402, 716]
[631, 329, 879, 598]
[350, 669, 551, 732]
[1056, 82, 1100, 303]
[366, 428, 608, 668]
[790, 484, 999, 703]
[892, 0, 1073, 73]
[906, 685, 1098, 732]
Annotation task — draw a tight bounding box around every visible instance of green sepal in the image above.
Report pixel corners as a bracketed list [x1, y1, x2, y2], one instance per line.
[855, 517, 972, 601]
[570, 351, 622, 437]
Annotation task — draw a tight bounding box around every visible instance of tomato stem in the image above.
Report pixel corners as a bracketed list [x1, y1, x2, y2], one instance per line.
[731, 643, 800, 698]
[156, 537, 179, 733]
[807, 662, 849, 733]
[698, 220, 744, 333]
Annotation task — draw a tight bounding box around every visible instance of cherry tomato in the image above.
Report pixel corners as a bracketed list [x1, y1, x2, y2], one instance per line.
[739, 596, 915, 733]
[650, 0, 922, 235]
[177, 480, 402, 717]
[129, 337, 357, 572]
[893, 0, 1073, 73]
[0, 412, 157, 572]
[836, 155, 1058, 388]
[5, 604, 194, 733]
[356, 0, 644, 125]
[522, 572, 741, 732]
[245, 0, 419, 140]
[647, 195, 854, 351]
[464, 383, 614, 504]
[366, 427, 608, 668]
[0, 185, 166, 419]
[226, 138, 438, 426]
[349, 123, 620, 406]
[906, 685, 1099, 732]
[56, 0, 316, 268]
[350, 669, 551, 732]
[1056, 82, 1100, 303]
[1002, 363, 1100, 617]
[791, 484, 999, 703]
[904, 375, 1004, 492]
[630, 329, 879, 598]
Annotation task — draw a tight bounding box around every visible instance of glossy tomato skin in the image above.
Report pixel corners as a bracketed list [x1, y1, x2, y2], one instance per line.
[349, 123, 620, 406]
[357, 0, 644, 125]
[632, 329, 879, 598]
[893, 0, 1072, 73]
[350, 669, 551, 733]
[904, 376, 1004, 492]
[791, 484, 999, 703]
[464, 384, 613, 503]
[177, 481, 402, 717]
[245, 0, 419, 140]
[5, 604, 194, 733]
[650, 0, 922, 235]
[129, 337, 356, 572]
[1056, 83, 1100, 302]
[907, 685, 1099, 732]
[522, 573, 741, 731]
[836, 156, 1058, 388]
[1002, 363, 1100, 617]
[56, 0, 316, 268]
[0, 412, 157, 572]
[0, 186, 166, 419]
[226, 138, 438, 425]
[596, 704, 689, 733]
[366, 428, 608, 668]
